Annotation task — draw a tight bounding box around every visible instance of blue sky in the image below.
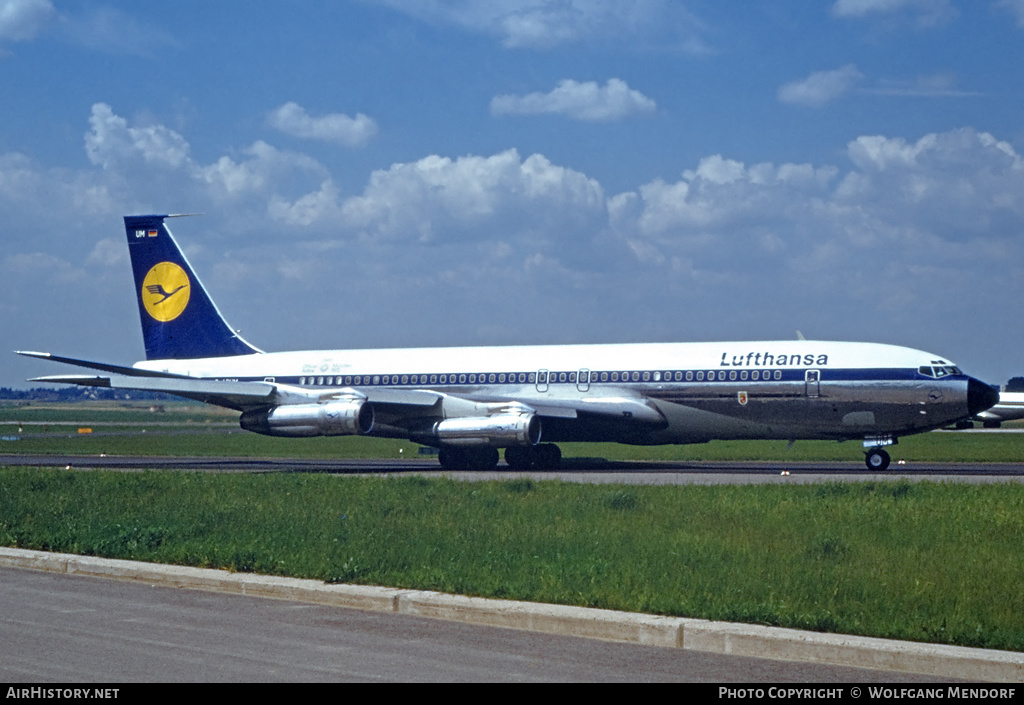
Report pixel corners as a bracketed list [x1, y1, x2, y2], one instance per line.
[2, 0, 1024, 390]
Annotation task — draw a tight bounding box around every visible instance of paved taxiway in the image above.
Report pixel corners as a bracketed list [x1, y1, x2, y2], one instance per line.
[0, 565, 957, 683]
[2, 453, 1023, 484]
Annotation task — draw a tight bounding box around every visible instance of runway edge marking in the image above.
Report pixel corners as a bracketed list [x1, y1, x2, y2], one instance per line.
[1, 546, 1021, 682]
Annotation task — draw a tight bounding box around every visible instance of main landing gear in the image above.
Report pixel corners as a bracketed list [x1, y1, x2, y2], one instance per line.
[504, 444, 561, 470]
[437, 444, 562, 471]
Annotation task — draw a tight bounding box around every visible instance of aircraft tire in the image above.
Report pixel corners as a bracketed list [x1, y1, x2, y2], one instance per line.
[439, 447, 499, 471]
[504, 446, 533, 470]
[865, 448, 891, 472]
[438, 448, 467, 471]
[474, 448, 500, 470]
[533, 444, 562, 470]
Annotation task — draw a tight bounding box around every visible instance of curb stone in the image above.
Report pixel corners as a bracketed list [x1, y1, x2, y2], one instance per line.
[1, 547, 1021, 682]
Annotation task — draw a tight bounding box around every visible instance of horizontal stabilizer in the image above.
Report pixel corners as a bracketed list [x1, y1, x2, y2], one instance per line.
[30, 373, 280, 410]
[15, 351, 188, 378]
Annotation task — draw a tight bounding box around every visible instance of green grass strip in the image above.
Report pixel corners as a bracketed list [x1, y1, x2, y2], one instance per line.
[2, 468, 1022, 652]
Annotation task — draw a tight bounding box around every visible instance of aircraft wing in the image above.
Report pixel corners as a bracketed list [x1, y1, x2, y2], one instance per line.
[27, 370, 449, 413]
[29, 373, 282, 410]
[24, 350, 665, 440]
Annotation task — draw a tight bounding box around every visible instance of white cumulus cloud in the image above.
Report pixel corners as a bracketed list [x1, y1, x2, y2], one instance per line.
[334, 149, 606, 242]
[268, 102, 378, 148]
[778, 64, 864, 107]
[831, 0, 956, 26]
[375, 0, 709, 51]
[491, 78, 656, 121]
[0, 0, 53, 42]
[84, 103, 193, 172]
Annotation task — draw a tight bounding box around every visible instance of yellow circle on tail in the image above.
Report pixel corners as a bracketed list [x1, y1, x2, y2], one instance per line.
[142, 262, 191, 322]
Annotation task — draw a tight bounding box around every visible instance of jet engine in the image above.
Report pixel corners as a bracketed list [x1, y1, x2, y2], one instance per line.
[240, 399, 374, 438]
[429, 413, 542, 447]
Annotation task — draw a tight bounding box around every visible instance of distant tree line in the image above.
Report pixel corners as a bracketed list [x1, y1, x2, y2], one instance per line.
[1007, 378, 1024, 393]
[0, 387, 178, 402]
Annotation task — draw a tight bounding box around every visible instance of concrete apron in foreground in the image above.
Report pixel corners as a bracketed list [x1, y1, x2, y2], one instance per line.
[1, 547, 1020, 682]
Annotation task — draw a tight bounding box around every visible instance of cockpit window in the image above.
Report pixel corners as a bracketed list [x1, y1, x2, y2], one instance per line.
[919, 365, 963, 378]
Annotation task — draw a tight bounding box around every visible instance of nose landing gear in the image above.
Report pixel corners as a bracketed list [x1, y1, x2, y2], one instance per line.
[865, 447, 891, 471]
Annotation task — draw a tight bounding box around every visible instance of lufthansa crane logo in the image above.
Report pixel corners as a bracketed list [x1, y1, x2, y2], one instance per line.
[141, 262, 190, 322]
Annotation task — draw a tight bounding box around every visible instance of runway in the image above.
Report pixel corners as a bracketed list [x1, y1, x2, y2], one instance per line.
[2, 453, 1023, 484]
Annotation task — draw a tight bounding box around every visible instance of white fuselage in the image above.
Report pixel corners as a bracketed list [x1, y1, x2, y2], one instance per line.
[133, 339, 979, 446]
[976, 391, 1024, 425]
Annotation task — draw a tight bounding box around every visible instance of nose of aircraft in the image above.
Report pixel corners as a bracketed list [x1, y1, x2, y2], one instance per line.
[967, 377, 1000, 416]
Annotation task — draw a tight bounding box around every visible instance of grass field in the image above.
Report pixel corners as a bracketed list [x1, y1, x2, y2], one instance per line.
[2, 400, 1023, 463]
[2, 401, 1023, 652]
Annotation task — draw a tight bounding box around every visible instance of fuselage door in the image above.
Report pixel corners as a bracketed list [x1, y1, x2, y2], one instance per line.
[536, 369, 549, 393]
[577, 368, 590, 392]
[805, 369, 820, 398]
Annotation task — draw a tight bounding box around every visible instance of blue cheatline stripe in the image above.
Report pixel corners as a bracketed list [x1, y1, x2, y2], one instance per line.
[215, 366, 933, 388]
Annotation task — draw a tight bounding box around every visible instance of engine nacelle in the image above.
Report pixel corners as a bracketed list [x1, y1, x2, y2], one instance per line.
[240, 399, 374, 438]
[430, 413, 541, 447]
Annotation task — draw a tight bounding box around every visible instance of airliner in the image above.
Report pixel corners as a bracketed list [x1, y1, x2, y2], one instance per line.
[18, 214, 999, 472]
[972, 392, 1024, 428]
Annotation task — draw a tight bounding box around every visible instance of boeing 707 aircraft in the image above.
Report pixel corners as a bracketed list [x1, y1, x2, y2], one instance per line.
[18, 214, 999, 472]
[971, 391, 1024, 428]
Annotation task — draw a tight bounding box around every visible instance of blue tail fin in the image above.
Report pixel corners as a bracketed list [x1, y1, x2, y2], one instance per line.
[124, 215, 261, 360]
